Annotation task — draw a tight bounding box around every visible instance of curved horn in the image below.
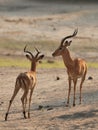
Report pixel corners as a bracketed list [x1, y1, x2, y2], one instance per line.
[61, 28, 78, 46]
[35, 47, 41, 58]
[24, 45, 34, 58]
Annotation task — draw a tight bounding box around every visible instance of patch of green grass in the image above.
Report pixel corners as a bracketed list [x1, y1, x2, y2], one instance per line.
[87, 62, 98, 68]
[0, 56, 98, 69]
[0, 57, 29, 68]
[0, 56, 64, 68]
[38, 60, 64, 68]
[39, 61, 98, 69]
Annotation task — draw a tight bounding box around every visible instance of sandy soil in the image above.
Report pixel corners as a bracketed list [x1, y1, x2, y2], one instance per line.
[0, 1, 98, 130]
[0, 1, 98, 41]
[0, 67, 98, 130]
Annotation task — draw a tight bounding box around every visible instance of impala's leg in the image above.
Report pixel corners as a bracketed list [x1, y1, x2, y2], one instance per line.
[5, 86, 20, 121]
[73, 78, 77, 106]
[21, 90, 28, 119]
[28, 88, 34, 118]
[66, 77, 71, 107]
[24, 97, 27, 109]
[79, 71, 87, 104]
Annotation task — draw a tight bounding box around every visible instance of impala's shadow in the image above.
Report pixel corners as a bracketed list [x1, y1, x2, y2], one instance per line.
[56, 109, 98, 120]
[55, 109, 98, 129]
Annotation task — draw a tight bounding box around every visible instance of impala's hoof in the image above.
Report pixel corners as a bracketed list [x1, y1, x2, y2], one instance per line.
[28, 113, 30, 118]
[5, 117, 7, 121]
[24, 116, 27, 119]
[73, 104, 76, 107]
[66, 104, 69, 107]
[5, 113, 8, 121]
[23, 111, 27, 119]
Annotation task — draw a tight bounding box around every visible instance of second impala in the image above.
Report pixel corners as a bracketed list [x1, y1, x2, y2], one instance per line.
[52, 29, 87, 107]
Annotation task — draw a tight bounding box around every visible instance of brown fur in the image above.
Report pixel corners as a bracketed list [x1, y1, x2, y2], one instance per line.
[52, 40, 87, 107]
[5, 47, 44, 121]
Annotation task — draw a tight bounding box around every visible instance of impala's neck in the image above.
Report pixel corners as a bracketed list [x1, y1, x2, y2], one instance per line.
[31, 62, 37, 72]
[62, 48, 74, 69]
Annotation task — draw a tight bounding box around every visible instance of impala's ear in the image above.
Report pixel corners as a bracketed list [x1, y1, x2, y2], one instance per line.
[68, 40, 72, 46]
[25, 54, 32, 61]
[37, 54, 44, 61]
[64, 40, 72, 47]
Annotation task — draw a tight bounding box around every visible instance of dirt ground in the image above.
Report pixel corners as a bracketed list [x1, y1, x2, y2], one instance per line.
[0, 1, 98, 130]
[0, 1, 98, 42]
[0, 67, 98, 130]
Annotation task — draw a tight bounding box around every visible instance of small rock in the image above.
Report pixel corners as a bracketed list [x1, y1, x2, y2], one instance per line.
[0, 102, 4, 105]
[47, 107, 53, 111]
[47, 60, 54, 64]
[39, 61, 42, 64]
[88, 76, 93, 80]
[53, 27, 56, 31]
[38, 105, 43, 110]
[56, 76, 60, 80]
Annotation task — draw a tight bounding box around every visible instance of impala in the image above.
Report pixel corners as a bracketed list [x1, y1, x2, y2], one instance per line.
[52, 29, 87, 106]
[5, 46, 44, 121]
